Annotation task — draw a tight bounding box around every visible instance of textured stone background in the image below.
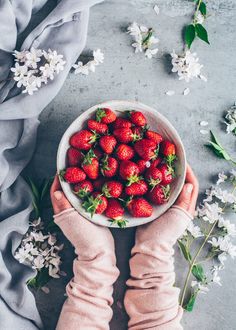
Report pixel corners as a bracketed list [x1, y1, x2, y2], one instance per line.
[25, 1, 236, 329]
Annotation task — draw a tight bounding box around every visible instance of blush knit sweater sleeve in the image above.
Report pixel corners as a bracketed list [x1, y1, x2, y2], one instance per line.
[54, 208, 120, 330]
[124, 206, 192, 330]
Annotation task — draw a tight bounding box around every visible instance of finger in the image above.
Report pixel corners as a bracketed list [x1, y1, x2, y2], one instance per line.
[186, 164, 199, 215]
[175, 183, 194, 213]
[50, 175, 72, 214]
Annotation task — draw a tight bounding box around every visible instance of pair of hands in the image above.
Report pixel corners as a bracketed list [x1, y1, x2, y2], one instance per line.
[51, 164, 198, 219]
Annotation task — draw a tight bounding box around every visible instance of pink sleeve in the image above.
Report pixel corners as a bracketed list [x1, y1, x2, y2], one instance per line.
[54, 209, 119, 330]
[124, 206, 192, 330]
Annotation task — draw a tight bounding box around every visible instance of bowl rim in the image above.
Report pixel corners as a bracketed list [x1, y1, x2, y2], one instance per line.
[57, 100, 187, 228]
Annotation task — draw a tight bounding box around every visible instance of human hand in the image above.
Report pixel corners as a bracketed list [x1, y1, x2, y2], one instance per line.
[174, 164, 199, 217]
[50, 175, 72, 214]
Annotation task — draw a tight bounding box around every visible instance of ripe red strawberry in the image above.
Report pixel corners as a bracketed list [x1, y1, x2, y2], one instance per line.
[128, 111, 147, 127]
[61, 167, 86, 183]
[82, 192, 108, 216]
[145, 167, 163, 188]
[87, 119, 108, 134]
[113, 117, 132, 129]
[93, 147, 103, 159]
[102, 181, 123, 198]
[99, 135, 117, 154]
[137, 159, 148, 174]
[70, 130, 98, 151]
[125, 180, 148, 196]
[160, 140, 176, 165]
[101, 155, 118, 177]
[81, 150, 99, 180]
[150, 157, 162, 169]
[158, 164, 174, 185]
[116, 144, 135, 160]
[148, 185, 170, 204]
[113, 128, 134, 143]
[93, 177, 106, 190]
[131, 126, 144, 141]
[145, 130, 163, 144]
[119, 161, 140, 185]
[105, 199, 127, 228]
[134, 139, 158, 160]
[67, 147, 84, 166]
[96, 108, 116, 124]
[127, 197, 153, 217]
[73, 180, 93, 198]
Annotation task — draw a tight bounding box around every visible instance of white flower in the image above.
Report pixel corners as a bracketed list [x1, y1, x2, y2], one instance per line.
[191, 281, 209, 294]
[127, 22, 142, 37]
[218, 219, 236, 236]
[209, 236, 236, 259]
[212, 270, 222, 286]
[15, 247, 31, 263]
[145, 48, 158, 59]
[32, 255, 45, 269]
[93, 49, 104, 64]
[216, 172, 227, 185]
[73, 61, 90, 75]
[87, 60, 97, 73]
[218, 252, 227, 265]
[198, 202, 222, 223]
[195, 12, 205, 24]
[171, 50, 204, 82]
[49, 265, 60, 278]
[224, 103, 236, 135]
[13, 50, 28, 62]
[11, 63, 28, 78]
[25, 47, 42, 69]
[186, 221, 203, 238]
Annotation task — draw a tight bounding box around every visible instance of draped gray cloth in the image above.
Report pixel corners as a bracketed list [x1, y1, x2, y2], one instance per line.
[0, 0, 103, 329]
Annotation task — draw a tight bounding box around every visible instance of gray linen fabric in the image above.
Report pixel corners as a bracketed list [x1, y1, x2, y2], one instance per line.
[0, 0, 103, 329]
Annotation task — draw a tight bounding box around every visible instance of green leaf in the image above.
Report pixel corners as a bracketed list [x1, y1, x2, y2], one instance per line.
[192, 264, 205, 282]
[40, 178, 53, 201]
[207, 131, 232, 161]
[195, 24, 210, 44]
[177, 240, 192, 261]
[184, 291, 198, 312]
[199, 2, 207, 16]
[185, 24, 196, 48]
[28, 178, 40, 202]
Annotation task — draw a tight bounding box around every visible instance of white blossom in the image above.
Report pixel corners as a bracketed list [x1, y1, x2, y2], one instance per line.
[208, 236, 236, 259]
[191, 281, 209, 294]
[216, 172, 227, 185]
[186, 221, 203, 238]
[211, 270, 222, 286]
[127, 22, 159, 58]
[198, 202, 222, 223]
[73, 49, 104, 76]
[93, 49, 104, 64]
[218, 218, 236, 236]
[25, 47, 42, 69]
[195, 12, 205, 24]
[224, 103, 236, 135]
[171, 50, 205, 82]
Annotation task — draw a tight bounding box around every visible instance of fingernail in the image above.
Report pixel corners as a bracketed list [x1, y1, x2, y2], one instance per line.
[186, 183, 193, 194]
[54, 191, 63, 201]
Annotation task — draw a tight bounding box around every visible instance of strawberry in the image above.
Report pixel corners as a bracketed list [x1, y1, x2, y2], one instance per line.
[145, 130, 163, 144]
[113, 128, 134, 144]
[158, 164, 174, 185]
[102, 181, 123, 198]
[93, 147, 103, 159]
[127, 197, 153, 217]
[125, 180, 148, 196]
[128, 111, 147, 127]
[70, 130, 98, 151]
[60, 167, 86, 183]
[113, 117, 132, 129]
[148, 185, 170, 204]
[82, 192, 108, 216]
[137, 159, 149, 174]
[119, 161, 140, 185]
[93, 177, 106, 190]
[74, 180, 93, 198]
[87, 119, 108, 134]
[99, 135, 117, 154]
[145, 167, 162, 188]
[105, 199, 128, 228]
[134, 139, 158, 160]
[96, 108, 116, 124]
[67, 147, 84, 166]
[160, 140, 176, 166]
[101, 155, 118, 177]
[116, 144, 135, 161]
[150, 157, 162, 169]
[81, 149, 99, 180]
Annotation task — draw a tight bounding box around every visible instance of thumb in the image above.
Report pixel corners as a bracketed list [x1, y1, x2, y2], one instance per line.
[52, 190, 72, 215]
[175, 183, 193, 212]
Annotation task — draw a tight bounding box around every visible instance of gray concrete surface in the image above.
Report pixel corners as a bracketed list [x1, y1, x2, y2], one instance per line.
[25, 1, 236, 329]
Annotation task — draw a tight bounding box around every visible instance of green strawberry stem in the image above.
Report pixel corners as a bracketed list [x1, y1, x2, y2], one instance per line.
[82, 195, 102, 217]
[109, 218, 128, 228]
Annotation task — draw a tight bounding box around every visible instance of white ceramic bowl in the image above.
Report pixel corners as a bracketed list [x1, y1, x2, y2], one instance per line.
[57, 100, 186, 228]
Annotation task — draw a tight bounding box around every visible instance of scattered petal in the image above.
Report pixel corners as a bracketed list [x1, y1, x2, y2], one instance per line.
[199, 121, 208, 126]
[153, 5, 160, 15]
[183, 87, 190, 96]
[166, 90, 175, 96]
[200, 129, 208, 135]
[200, 74, 208, 82]
[41, 286, 50, 294]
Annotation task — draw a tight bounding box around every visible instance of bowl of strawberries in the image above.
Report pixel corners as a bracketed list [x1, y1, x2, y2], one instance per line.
[57, 100, 186, 228]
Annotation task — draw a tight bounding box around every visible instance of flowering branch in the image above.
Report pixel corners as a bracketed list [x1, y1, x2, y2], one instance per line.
[185, 0, 209, 49]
